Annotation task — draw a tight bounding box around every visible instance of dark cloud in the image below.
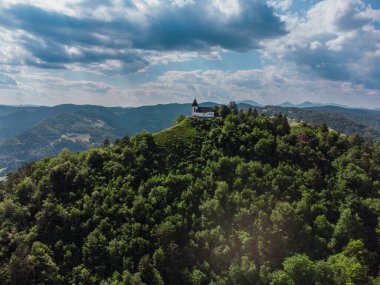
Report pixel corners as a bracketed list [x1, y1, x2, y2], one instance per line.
[18, 34, 148, 72]
[133, 0, 287, 51]
[332, 1, 373, 31]
[286, 46, 352, 81]
[0, 5, 134, 48]
[285, 43, 380, 89]
[360, 55, 380, 89]
[0, 1, 286, 73]
[271, 0, 380, 89]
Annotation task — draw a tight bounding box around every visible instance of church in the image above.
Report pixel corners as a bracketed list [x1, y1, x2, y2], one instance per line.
[191, 98, 215, 118]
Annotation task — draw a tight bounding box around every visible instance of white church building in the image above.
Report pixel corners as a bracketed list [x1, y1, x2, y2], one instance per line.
[192, 98, 215, 118]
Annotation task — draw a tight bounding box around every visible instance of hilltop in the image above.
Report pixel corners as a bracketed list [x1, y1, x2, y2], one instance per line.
[0, 107, 378, 284]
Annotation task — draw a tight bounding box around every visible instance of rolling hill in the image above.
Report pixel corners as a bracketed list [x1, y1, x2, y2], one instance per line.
[0, 104, 192, 172]
[0, 113, 115, 171]
[258, 106, 380, 140]
[1, 102, 380, 173]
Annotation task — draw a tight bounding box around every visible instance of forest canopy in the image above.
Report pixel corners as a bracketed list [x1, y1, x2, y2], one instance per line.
[0, 105, 379, 284]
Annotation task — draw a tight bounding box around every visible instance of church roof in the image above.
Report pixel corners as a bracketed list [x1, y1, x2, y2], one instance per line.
[195, 107, 213, 113]
[192, 98, 199, 107]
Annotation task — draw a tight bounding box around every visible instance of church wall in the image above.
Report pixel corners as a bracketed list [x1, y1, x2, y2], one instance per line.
[193, 111, 214, 118]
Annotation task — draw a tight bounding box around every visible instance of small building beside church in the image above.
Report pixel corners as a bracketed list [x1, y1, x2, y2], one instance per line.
[192, 98, 215, 118]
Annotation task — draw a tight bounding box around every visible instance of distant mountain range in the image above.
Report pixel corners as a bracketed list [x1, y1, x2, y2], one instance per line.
[238, 100, 361, 109]
[277, 101, 356, 109]
[237, 100, 263, 106]
[1, 102, 380, 173]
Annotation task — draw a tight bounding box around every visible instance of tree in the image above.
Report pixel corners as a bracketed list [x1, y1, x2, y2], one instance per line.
[29, 242, 62, 284]
[281, 255, 317, 285]
[327, 253, 371, 285]
[103, 138, 111, 147]
[8, 245, 33, 285]
[330, 208, 364, 250]
[228, 101, 238, 115]
[191, 268, 207, 285]
[219, 105, 230, 119]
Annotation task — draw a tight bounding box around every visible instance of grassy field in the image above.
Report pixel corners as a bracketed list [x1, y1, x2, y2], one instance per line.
[0, 168, 6, 181]
[153, 118, 198, 147]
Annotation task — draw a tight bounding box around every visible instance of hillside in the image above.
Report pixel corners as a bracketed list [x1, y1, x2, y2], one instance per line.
[0, 113, 116, 171]
[154, 118, 199, 147]
[1, 102, 380, 173]
[0, 104, 192, 172]
[0, 104, 192, 143]
[258, 106, 380, 140]
[0, 109, 378, 284]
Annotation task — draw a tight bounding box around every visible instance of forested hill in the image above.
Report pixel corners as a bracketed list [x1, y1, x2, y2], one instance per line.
[257, 105, 380, 141]
[0, 107, 379, 284]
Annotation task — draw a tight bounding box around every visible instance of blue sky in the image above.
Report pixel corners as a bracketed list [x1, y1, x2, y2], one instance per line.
[0, 0, 379, 108]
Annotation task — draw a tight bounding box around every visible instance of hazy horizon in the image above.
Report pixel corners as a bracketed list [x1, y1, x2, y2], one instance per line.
[0, 0, 380, 108]
[1, 100, 379, 110]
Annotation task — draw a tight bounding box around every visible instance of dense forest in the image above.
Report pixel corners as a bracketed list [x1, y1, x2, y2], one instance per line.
[0, 104, 379, 284]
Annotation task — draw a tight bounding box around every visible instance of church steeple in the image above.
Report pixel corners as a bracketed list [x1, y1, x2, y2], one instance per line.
[192, 98, 198, 107]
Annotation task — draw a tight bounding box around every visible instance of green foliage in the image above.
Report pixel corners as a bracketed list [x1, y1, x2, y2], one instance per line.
[0, 107, 379, 284]
[173, 115, 186, 126]
[154, 118, 199, 147]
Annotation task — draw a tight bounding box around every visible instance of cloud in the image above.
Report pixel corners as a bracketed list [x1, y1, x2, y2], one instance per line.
[13, 72, 119, 93]
[1, 65, 379, 108]
[0, 0, 379, 108]
[0, 0, 286, 74]
[0, 72, 138, 106]
[36, 77, 116, 93]
[127, 67, 380, 108]
[264, 0, 380, 88]
[130, 0, 286, 51]
[0, 73, 17, 87]
[267, 0, 293, 11]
